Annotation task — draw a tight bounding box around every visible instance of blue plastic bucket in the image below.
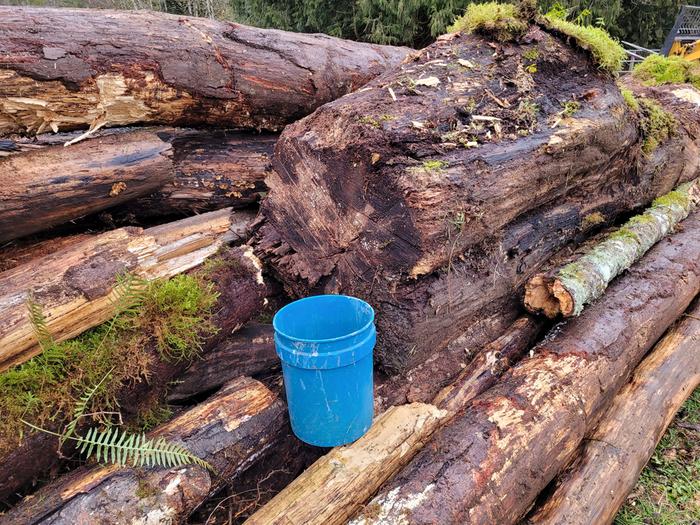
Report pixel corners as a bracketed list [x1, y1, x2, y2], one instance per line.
[273, 294, 375, 447]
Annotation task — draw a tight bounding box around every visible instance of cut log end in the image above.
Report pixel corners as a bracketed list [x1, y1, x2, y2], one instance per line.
[524, 274, 574, 318]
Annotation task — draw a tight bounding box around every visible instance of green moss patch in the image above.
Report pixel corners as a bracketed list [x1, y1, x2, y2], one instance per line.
[544, 15, 626, 73]
[620, 88, 640, 112]
[0, 272, 219, 455]
[450, 2, 528, 42]
[633, 55, 700, 90]
[638, 98, 677, 155]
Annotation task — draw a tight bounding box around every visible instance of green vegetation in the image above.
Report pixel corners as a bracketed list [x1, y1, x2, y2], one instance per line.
[358, 114, 395, 129]
[638, 98, 677, 154]
[544, 13, 627, 73]
[449, 2, 528, 41]
[0, 272, 219, 456]
[420, 159, 449, 172]
[516, 98, 539, 128]
[620, 87, 640, 112]
[615, 387, 700, 525]
[633, 55, 700, 90]
[560, 100, 581, 117]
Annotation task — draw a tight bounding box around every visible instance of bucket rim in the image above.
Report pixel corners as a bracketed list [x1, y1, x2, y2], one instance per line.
[273, 294, 375, 344]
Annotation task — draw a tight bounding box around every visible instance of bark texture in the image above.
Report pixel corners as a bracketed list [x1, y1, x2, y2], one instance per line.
[168, 322, 278, 402]
[0, 208, 255, 372]
[0, 244, 269, 503]
[526, 299, 700, 525]
[0, 7, 410, 135]
[0, 128, 273, 241]
[256, 27, 700, 372]
[525, 179, 700, 317]
[2, 377, 287, 525]
[349, 211, 700, 525]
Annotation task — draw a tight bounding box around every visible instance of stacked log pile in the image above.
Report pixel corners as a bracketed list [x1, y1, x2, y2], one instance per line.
[1, 4, 700, 524]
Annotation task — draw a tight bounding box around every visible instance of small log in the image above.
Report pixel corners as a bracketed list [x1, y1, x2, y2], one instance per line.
[0, 128, 274, 242]
[245, 403, 448, 525]
[168, 322, 278, 402]
[0, 243, 269, 503]
[0, 7, 410, 135]
[525, 180, 700, 317]
[0, 207, 255, 372]
[2, 377, 287, 525]
[349, 212, 700, 525]
[525, 299, 700, 525]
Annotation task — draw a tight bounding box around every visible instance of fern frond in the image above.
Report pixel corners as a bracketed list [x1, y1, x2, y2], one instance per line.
[26, 297, 54, 351]
[110, 272, 148, 317]
[63, 368, 115, 443]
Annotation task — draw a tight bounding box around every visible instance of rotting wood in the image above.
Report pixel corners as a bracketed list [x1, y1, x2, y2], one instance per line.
[525, 298, 700, 525]
[168, 322, 278, 402]
[0, 7, 410, 135]
[0, 128, 274, 242]
[525, 179, 700, 317]
[244, 403, 448, 525]
[0, 207, 256, 372]
[0, 243, 269, 503]
[349, 211, 700, 525]
[2, 377, 287, 525]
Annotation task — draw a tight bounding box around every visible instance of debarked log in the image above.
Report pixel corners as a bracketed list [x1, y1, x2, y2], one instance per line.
[2, 377, 287, 525]
[525, 298, 700, 525]
[0, 7, 410, 135]
[349, 211, 700, 525]
[0, 128, 275, 242]
[0, 207, 255, 372]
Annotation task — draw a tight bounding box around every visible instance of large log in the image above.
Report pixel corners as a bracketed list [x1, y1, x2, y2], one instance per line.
[0, 7, 410, 136]
[0, 207, 255, 372]
[2, 377, 287, 525]
[256, 27, 700, 372]
[349, 211, 700, 525]
[0, 128, 274, 242]
[0, 242, 269, 503]
[525, 299, 700, 525]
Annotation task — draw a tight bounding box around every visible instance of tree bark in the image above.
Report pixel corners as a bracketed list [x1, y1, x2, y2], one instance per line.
[168, 322, 278, 402]
[0, 128, 274, 242]
[2, 377, 287, 525]
[525, 179, 700, 317]
[0, 207, 255, 372]
[0, 243, 269, 504]
[0, 7, 410, 136]
[525, 299, 700, 525]
[349, 211, 700, 525]
[256, 27, 700, 373]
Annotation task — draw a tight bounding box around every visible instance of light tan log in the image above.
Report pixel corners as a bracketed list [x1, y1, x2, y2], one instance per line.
[244, 403, 448, 525]
[3, 376, 287, 525]
[525, 300, 700, 525]
[0, 207, 255, 371]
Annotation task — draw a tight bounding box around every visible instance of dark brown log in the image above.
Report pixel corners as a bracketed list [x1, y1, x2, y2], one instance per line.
[0, 7, 410, 136]
[525, 298, 700, 525]
[0, 243, 269, 504]
[0, 128, 274, 242]
[2, 377, 287, 525]
[349, 211, 700, 525]
[257, 30, 700, 372]
[0, 207, 254, 372]
[168, 322, 278, 402]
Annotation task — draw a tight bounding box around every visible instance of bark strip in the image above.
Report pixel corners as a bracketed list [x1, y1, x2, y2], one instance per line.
[525, 180, 700, 317]
[525, 299, 700, 525]
[2, 377, 287, 525]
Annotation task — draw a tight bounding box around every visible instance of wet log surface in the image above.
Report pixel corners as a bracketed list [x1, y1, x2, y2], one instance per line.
[257, 25, 667, 372]
[2, 377, 287, 525]
[349, 211, 700, 525]
[0, 128, 274, 242]
[0, 7, 410, 135]
[168, 322, 278, 402]
[0, 244, 270, 504]
[525, 298, 700, 525]
[0, 208, 254, 372]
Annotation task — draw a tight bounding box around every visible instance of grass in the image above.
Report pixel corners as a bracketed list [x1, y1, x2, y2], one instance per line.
[544, 15, 626, 73]
[0, 271, 219, 455]
[615, 387, 700, 525]
[633, 55, 700, 90]
[449, 2, 528, 42]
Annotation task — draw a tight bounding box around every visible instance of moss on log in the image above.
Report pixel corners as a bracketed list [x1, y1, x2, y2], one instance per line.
[525, 180, 700, 317]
